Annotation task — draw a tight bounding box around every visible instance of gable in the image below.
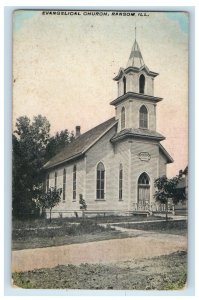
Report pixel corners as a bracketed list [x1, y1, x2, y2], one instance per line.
[44, 117, 118, 169]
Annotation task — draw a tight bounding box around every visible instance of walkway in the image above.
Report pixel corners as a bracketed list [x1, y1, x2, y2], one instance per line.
[99, 216, 187, 235]
[12, 230, 187, 273]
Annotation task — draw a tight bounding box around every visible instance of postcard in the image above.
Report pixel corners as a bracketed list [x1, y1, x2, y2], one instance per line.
[12, 9, 188, 290]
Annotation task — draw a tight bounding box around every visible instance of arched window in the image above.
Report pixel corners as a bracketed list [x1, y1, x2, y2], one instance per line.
[139, 105, 148, 128]
[46, 174, 49, 192]
[119, 164, 123, 200]
[121, 107, 125, 130]
[54, 172, 57, 189]
[123, 76, 126, 94]
[139, 74, 145, 94]
[63, 169, 66, 202]
[138, 172, 150, 185]
[96, 162, 105, 199]
[138, 172, 150, 207]
[73, 165, 76, 200]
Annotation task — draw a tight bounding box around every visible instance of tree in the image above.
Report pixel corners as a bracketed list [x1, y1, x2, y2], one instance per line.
[45, 129, 75, 161]
[154, 175, 182, 221]
[79, 194, 87, 219]
[12, 114, 75, 219]
[36, 187, 62, 222]
[12, 115, 51, 218]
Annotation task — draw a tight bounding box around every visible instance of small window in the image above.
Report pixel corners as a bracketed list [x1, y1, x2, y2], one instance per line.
[121, 107, 125, 130]
[96, 162, 105, 199]
[139, 105, 148, 129]
[54, 172, 57, 189]
[73, 165, 76, 200]
[63, 169, 66, 201]
[139, 74, 145, 94]
[123, 76, 126, 94]
[119, 164, 123, 200]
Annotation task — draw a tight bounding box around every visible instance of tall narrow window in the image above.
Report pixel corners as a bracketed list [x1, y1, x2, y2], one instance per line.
[63, 169, 66, 202]
[139, 105, 148, 128]
[96, 162, 105, 200]
[121, 107, 125, 130]
[54, 172, 57, 189]
[46, 174, 49, 191]
[119, 164, 123, 200]
[139, 74, 145, 94]
[123, 76, 126, 94]
[73, 165, 76, 200]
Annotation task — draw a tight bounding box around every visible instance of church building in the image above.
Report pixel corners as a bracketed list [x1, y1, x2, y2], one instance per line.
[44, 36, 173, 218]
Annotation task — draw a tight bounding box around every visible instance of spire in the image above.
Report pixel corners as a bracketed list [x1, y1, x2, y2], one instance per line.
[127, 27, 145, 68]
[135, 23, 137, 41]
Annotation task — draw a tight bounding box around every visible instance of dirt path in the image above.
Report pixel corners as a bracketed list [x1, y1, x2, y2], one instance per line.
[12, 232, 187, 273]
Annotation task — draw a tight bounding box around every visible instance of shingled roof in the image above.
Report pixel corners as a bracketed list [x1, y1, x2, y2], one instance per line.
[44, 117, 117, 169]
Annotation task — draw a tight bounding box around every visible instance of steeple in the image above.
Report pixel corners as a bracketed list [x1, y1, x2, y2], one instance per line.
[127, 39, 145, 68]
[111, 29, 162, 133]
[126, 25, 145, 68]
[113, 28, 159, 100]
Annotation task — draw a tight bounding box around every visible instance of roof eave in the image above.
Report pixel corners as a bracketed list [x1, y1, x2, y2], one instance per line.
[83, 121, 118, 153]
[148, 71, 159, 77]
[43, 152, 84, 170]
[113, 66, 159, 81]
[111, 133, 165, 143]
[125, 66, 159, 77]
[110, 92, 163, 106]
[159, 144, 174, 164]
[113, 67, 125, 81]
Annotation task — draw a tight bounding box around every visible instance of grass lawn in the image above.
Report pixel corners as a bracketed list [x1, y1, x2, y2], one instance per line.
[12, 219, 124, 250]
[12, 214, 163, 230]
[12, 230, 134, 250]
[12, 216, 187, 250]
[12, 250, 187, 290]
[115, 220, 187, 236]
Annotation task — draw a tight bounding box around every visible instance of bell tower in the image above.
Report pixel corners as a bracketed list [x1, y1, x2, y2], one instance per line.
[110, 29, 173, 211]
[110, 30, 163, 137]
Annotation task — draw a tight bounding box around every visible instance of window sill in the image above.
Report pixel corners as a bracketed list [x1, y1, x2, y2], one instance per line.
[118, 199, 123, 201]
[72, 200, 76, 202]
[139, 127, 148, 130]
[95, 199, 106, 201]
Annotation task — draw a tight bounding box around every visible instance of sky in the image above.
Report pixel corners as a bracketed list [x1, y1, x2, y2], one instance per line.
[13, 10, 188, 177]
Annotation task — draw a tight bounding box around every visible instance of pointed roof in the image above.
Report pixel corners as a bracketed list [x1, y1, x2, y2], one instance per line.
[113, 35, 159, 81]
[127, 39, 145, 68]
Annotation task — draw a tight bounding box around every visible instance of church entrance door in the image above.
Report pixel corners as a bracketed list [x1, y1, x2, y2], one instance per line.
[137, 173, 150, 210]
